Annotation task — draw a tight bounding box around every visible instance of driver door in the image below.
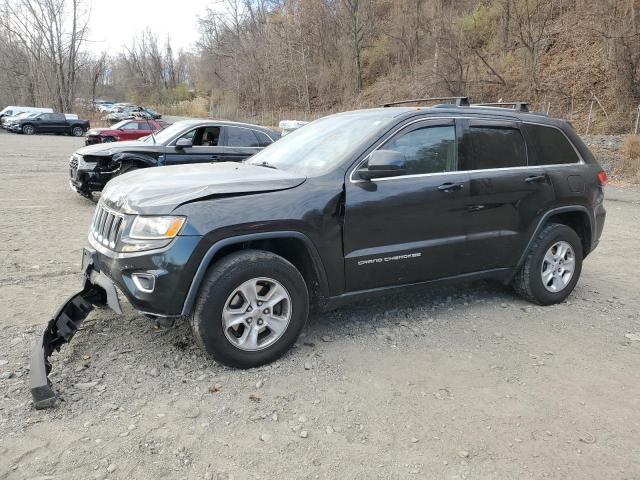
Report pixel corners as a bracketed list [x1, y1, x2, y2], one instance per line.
[343, 118, 469, 292]
[164, 126, 225, 165]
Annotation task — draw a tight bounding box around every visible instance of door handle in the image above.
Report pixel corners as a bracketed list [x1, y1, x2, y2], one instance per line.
[210, 155, 220, 161]
[438, 182, 464, 192]
[525, 174, 546, 184]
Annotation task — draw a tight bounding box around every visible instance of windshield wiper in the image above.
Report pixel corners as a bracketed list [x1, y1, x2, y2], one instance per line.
[252, 161, 278, 170]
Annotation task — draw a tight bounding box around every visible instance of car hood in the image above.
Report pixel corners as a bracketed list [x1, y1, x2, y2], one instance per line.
[76, 140, 152, 156]
[100, 162, 307, 215]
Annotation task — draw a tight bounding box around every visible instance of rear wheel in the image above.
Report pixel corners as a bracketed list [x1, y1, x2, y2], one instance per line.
[22, 124, 34, 135]
[189, 250, 309, 368]
[513, 223, 583, 305]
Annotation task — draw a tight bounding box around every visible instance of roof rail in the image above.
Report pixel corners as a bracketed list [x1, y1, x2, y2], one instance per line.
[381, 96, 470, 108]
[472, 102, 529, 113]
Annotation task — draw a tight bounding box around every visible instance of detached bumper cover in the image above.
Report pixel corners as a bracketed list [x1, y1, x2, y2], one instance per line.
[29, 250, 122, 409]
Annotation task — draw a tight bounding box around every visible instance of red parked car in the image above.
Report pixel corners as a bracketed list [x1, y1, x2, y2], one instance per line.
[84, 119, 170, 145]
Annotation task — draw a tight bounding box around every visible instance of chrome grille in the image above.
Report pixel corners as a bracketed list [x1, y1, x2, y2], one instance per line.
[91, 204, 124, 249]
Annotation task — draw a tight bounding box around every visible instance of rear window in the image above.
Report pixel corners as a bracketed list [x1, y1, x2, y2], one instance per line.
[462, 126, 527, 170]
[226, 126, 261, 147]
[525, 124, 580, 165]
[254, 130, 273, 147]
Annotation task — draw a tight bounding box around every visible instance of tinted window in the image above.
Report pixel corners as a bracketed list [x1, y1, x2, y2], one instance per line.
[39, 113, 52, 121]
[226, 126, 260, 147]
[464, 126, 527, 170]
[384, 125, 456, 175]
[254, 130, 272, 147]
[51, 113, 66, 121]
[525, 124, 580, 165]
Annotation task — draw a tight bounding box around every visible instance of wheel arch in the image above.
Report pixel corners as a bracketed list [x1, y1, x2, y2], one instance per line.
[515, 206, 594, 274]
[181, 231, 329, 316]
[113, 152, 157, 168]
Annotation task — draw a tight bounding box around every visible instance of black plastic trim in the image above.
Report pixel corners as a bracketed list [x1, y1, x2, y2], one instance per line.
[180, 231, 329, 316]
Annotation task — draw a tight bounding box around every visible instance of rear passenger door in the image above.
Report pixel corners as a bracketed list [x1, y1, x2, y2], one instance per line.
[221, 126, 263, 162]
[459, 120, 556, 271]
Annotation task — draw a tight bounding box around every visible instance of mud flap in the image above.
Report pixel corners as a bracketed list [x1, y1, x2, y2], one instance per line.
[29, 248, 123, 409]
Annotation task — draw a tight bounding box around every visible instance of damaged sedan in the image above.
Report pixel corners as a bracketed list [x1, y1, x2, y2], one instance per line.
[69, 119, 280, 198]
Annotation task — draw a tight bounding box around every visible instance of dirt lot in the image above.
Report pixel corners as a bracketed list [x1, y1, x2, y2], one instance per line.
[1, 130, 640, 480]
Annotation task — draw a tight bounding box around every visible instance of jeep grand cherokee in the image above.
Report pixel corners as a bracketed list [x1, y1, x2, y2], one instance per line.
[30, 100, 606, 408]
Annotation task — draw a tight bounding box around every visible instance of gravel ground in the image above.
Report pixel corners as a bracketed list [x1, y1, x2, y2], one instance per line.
[1, 130, 640, 479]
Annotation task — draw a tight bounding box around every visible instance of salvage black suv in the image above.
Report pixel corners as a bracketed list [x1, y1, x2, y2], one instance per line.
[31, 99, 606, 408]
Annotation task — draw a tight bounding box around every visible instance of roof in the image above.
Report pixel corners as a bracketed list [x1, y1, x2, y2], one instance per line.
[331, 105, 566, 128]
[175, 118, 279, 135]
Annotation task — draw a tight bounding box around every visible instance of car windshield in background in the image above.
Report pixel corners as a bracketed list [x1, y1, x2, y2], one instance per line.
[110, 120, 130, 129]
[248, 112, 396, 176]
[145, 122, 188, 144]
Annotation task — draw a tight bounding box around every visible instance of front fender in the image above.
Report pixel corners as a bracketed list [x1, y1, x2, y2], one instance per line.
[112, 152, 158, 167]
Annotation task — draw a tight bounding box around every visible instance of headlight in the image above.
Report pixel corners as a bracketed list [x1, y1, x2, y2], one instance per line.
[129, 216, 185, 240]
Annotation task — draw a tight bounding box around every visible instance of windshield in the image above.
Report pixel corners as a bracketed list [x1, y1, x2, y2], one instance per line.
[110, 120, 130, 129]
[248, 111, 396, 176]
[146, 122, 191, 144]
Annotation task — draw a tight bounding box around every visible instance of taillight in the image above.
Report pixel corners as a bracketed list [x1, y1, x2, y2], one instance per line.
[597, 171, 607, 186]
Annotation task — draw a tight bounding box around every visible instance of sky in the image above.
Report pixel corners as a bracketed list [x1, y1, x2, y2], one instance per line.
[86, 0, 216, 54]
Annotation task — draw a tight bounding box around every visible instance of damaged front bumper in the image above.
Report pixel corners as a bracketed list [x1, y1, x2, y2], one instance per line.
[29, 248, 122, 409]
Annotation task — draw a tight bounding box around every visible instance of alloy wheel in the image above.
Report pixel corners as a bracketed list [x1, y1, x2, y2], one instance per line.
[541, 241, 575, 292]
[221, 277, 292, 351]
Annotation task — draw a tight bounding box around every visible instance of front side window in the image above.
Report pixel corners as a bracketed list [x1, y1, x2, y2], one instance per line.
[463, 126, 527, 170]
[120, 122, 139, 130]
[525, 124, 580, 165]
[226, 126, 260, 147]
[383, 125, 456, 175]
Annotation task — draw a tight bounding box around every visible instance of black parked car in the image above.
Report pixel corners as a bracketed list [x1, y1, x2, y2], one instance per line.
[31, 99, 607, 408]
[69, 119, 280, 198]
[9, 112, 89, 136]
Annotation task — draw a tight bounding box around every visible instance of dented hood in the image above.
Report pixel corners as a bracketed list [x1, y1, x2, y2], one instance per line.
[100, 162, 306, 215]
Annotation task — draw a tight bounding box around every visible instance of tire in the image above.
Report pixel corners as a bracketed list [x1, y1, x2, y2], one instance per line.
[513, 223, 583, 305]
[189, 250, 309, 368]
[71, 126, 84, 137]
[103, 136, 115, 143]
[22, 124, 34, 135]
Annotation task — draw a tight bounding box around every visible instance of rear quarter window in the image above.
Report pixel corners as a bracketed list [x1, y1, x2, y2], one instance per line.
[525, 124, 580, 165]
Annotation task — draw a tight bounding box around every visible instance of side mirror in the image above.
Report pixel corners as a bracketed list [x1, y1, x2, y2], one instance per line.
[358, 150, 407, 180]
[175, 137, 193, 149]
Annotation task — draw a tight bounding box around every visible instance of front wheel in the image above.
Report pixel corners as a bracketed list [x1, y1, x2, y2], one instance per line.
[189, 250, 309, 368]
[513, 223, 583, 305]
[22, 124, 35, 135]
[71, 126, 84, 137]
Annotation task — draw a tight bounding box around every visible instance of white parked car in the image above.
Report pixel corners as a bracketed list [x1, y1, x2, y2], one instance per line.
[279, 120, 309, 136]
[0, 105, 53, 122]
